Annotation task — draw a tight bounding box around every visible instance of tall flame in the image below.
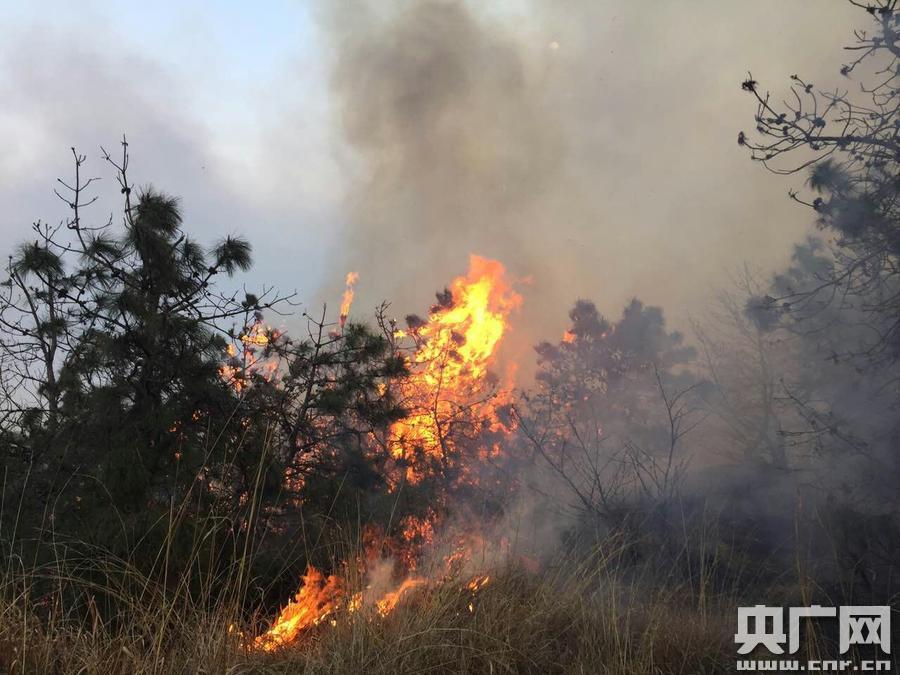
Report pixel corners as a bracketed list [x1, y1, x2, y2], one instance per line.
[339, 271, 359, 329]
[388, 255, 521, 485]
[253, 255, 519, 651]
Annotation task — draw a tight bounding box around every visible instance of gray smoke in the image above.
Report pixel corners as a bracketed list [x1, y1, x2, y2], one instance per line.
[321, 0, 573, 362]
[315, 0, 858, 368]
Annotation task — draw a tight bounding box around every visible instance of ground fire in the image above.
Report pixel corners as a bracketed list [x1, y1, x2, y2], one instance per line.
[253, 254, 519, 651]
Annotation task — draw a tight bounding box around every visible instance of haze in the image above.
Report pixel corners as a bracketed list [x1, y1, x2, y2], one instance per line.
[0, 0, 858, 352]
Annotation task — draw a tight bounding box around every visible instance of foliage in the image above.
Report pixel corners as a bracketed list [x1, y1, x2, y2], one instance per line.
[518, 299, 701, 527]
[739, 0, 900, 363]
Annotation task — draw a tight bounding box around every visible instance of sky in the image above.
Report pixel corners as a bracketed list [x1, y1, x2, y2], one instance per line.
[0, 0, 862, 361]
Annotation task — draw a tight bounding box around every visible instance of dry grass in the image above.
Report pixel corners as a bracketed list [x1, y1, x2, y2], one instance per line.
[0, 543, 739, 675]
[290, 566, 735, 675]
[0, 446, 743, 673]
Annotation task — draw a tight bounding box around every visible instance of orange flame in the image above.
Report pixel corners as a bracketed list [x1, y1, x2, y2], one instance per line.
[466, 574, 491, 613]
[253, 567, 343, 651]
[388, 255, 521, 485]
[219, 321, 279, 393]
[374, 577, 427, 617]
[253, 255, 520, 651]
[466, 574, 491, 593]
[339, 271, 359, 329]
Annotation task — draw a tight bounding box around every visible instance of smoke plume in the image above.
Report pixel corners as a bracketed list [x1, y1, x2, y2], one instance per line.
[314, 1, 862, 376]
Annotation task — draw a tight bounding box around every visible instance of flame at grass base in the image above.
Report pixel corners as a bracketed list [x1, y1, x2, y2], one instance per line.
[253, 567, 344, 651]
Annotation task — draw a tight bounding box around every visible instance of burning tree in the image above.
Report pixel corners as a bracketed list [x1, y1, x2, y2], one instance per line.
[0, 141, 528, 632]
[384, 256, 520, 491]
[254, 255, 522, 650]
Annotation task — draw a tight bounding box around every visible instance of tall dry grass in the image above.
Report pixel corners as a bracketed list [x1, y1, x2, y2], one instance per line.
[0, 531, 745, 674]
[0, 432, 752, 673]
